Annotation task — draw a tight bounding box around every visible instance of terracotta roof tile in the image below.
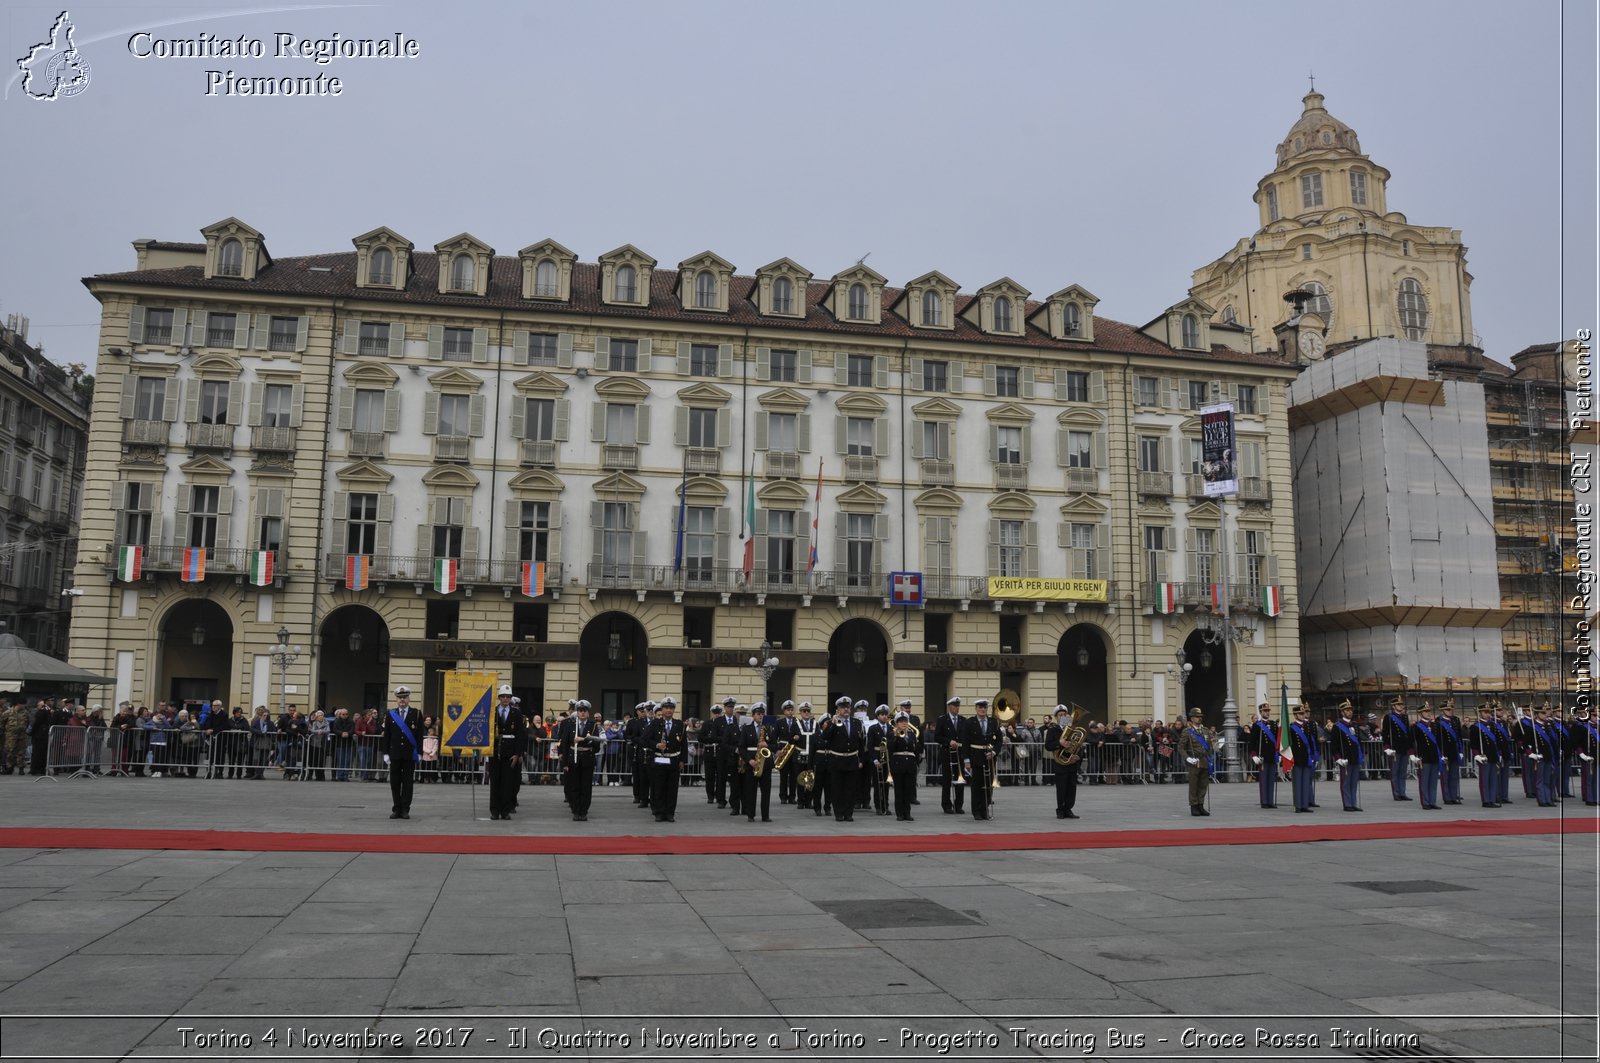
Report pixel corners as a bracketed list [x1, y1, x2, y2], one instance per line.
[86, 251, 1289, 368]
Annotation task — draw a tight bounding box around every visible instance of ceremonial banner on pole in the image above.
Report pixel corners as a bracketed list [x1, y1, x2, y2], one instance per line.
[116, 545, 143, 582]
[521, 560, 545, 597]
[345, 554, 370, 592]
[249, 550, 274, 587]
[180, 547, 206, 582]
[440, 670, 494, 754]
[433, 557, 459, 594]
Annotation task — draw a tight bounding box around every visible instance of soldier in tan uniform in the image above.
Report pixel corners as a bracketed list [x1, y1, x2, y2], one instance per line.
[1177, 707, 1220, 816]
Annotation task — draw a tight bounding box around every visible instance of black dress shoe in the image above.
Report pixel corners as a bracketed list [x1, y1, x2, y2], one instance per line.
[1422, 804, 1440, 810]
[400, 813, 410, 819]
[1395, 795, 1413, 801]
[1294, 808, 1309, 813]
[1196, 809, 1210, 816]
[904, 815, 914, 821]
[1309, 802, 1319, 807]
[1344, 806, 1362, 812]
[389, 812, 401, 819]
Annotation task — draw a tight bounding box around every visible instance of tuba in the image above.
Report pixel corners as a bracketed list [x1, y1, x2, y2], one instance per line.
[1052, 707, 1091, 766]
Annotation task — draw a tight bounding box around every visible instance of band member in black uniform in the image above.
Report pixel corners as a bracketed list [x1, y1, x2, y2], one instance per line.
[626, 702, 652, 806]
[888, 710, 922, 820]
[932, 696, 966, 814]
[962, 698, 1002, 821]
[796, 703, 822, 814]
[1248, 704, 1279, 808]
[715, 696, 740, 811]
[772, 701, 801, 804]
[645, 697, 684, 822]
[487, 685, 527, 820]
[381, 685, 423, 820]
[559, 700, 602, 821]
[822, 697, 864, 821]
[737, 704, 773, 822]
[868, 705, 893, 816]
[1468, 703, 1502, 807]
[703, 703, 727, 806]
[1043, 705, 1080, 819]
[1380, 697, 1412, 801]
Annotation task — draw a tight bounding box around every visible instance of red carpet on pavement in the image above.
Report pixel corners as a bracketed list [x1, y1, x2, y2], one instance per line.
[0, 817, 1592, 856]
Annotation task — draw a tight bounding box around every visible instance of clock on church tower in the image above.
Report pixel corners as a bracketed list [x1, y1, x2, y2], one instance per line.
[1273, 287, 1327, 366]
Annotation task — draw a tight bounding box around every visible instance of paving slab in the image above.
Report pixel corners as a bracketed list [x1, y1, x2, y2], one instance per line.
[388, 951, 578, 1008]
[222, 932, 415, 979]
[80, 913, 279, 955]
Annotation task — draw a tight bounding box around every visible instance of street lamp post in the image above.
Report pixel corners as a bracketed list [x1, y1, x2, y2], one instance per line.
[267, 625, 302, 722]
[749, 640, 780, 714]
[1191, 611, 1255, 781]
[1175, 650, 1194, 723]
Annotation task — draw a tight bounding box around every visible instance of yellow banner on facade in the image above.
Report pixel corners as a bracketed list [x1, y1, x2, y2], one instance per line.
[440, 670, 495, 753]
[986, 577, 1109, 602]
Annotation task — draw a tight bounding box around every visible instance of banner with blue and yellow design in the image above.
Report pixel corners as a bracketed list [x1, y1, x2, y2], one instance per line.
[440, 671, 494, 754]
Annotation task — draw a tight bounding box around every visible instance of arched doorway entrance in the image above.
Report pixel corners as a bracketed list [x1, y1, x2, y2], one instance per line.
[158, 598, 234, 713]
[319, 605, 390, 716]
[1056, 623, 1109, 723]
[579, 612, 648, 720]
[827, 619, 888, 708]
[1178, 631, 1228, 727]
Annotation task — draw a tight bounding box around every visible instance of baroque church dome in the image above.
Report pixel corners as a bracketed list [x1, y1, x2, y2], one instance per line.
[1275, 91, 1361, 166]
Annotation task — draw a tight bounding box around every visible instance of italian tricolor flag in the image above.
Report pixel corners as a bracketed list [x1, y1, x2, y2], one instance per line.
[433, 558, 459, 594]
[249, 550, 274, 587]
[1261, 585, 1283, 617]
[1278, 690, 1295, 772]
[116, 545, 143, 582]
[1154, 582, 1178, 614]
[739, 466, 755, 581]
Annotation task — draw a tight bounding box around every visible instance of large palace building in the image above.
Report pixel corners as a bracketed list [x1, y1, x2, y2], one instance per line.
[69, 218, 1301, 727]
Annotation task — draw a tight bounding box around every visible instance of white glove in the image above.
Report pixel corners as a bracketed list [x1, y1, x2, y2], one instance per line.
[1215, 738, 1226, 749]
[382, 754, 390, 766]
[1474, 755, 1487, 764]
[1409, 755, 1421, 766]
[1530, 753, 1544, 761]
[1251, 755, 1262, 766]
[1185, 757, 1199, 766]
[1336, 758, 1349, 767]
[1581, 753, 1594, 763]
[1383, 748, 1395, 757]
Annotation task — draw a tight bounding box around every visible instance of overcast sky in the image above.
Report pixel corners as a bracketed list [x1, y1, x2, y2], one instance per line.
[2, 0, 1593, 369]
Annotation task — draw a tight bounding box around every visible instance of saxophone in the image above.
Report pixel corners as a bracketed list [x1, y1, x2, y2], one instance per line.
[1052, 707, 1091, 766]
[752, 723, 771, 779]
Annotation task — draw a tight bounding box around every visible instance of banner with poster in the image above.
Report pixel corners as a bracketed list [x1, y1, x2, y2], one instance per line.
[1200, 403, 1238, 498]
[440, 671, 494, 755]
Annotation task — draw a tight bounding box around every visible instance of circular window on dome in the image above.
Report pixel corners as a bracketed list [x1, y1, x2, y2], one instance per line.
[1322, 131, 1333, 144]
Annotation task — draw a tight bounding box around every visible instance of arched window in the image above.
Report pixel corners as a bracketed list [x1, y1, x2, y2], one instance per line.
[1180, 313, 1200, 348]
[1398, 279, 1429, 340]
[993, 296, 1013, 332]
[921, 289, 942, 326]
[615, 264, 638, 302]
[450, 253, 475, 292]
[1349, 167, 1368, 206]
[1303, 281, 1334, 333]
[772, 276, 794, 315]
[369, 247, 393, 286]
[535, 259, 558, 297]
[218, 238, 244, 277]
[848, 283, 868, 319]
[1220, 304, 1237, 325]
[1265, 184, 1279, 222]
[694, 269, 717, 309]
[1063, 302, 1082, 337]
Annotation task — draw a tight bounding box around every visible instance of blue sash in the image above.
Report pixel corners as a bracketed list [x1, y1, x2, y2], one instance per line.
[1439, 719, 1460, 759]
[1415, 722, 1440, 762]
[1190, 729, 1211, 755]
[1290, 723, 1318, 767]
[1335, 721, 1363, 765]
[388, 709, 421, 762]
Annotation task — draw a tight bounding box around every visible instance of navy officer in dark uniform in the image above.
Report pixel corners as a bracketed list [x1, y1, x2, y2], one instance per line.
[381, 685, 424, 820]
[487, 684, 526, 820]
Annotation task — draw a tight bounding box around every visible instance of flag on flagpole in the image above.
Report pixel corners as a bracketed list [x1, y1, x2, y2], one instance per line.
[433, 558, 459, 594]
[807, 460, 823, 574]
[249, 550, 274, 587]
[1277, 682, 1295, 773]
[180, 547, 206, 582]
[521, 560, 545, 597]
[1154, 582, 1178, 614]
[345, 554, 370, 592]
[673, 458, 688, 574]
[740, 465, 755, 581]
[1209, 582, 1224, 610]
[116, 545, 143, 582]
[1261, 584, 1283, 617]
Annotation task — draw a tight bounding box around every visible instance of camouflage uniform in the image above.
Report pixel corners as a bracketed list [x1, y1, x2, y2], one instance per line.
[3, 704, 29, 774]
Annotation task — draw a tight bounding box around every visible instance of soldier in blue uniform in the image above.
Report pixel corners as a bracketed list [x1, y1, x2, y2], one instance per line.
[1468, 704, 1502, 807]
[1380, 697, 1412, 801]
[1546, 702, 1574, 799]
[1436, 699, 1464, 805]
[1287, 702, 1319, 813]
[1248, 704, 1279, 808]
[1409, 701, 1444, 810]
[1329, 699, 1364, 812]
[1530, 703, 1560, 806]
[1492, 703, 1516, 804]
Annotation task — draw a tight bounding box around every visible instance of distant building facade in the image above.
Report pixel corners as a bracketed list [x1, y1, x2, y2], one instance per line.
[70, 219, 1301, 727]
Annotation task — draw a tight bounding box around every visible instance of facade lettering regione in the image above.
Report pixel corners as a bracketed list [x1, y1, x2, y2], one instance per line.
[69, 217, 1300, 727]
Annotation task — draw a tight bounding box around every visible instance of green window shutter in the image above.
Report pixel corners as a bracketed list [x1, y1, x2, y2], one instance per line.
[715, 506, 732, 567]
[554, 399, 570, 441]
[754, 411, 769, 451]
[182, 379, 200, 423]
[423, 392, 440, 435]
[1024, 522, 1039, 577]
[383, 391, 401, 433]
[471, 327, 489, 363]
[638, 338, 652, 361]
[556, 332, 574, 369]
[1092, 430, 1108, 468]
[191, 311, 208, 346]
[632, 525, 648, 569]
[909, 357, 924, 391]
[335, 388, 354, 431]
[463, 527, 480, 560]
[161, 381, 179, 422]
[215, 487, 234, 548]
[874, 355, 888, 389]
[288, 384, 305, 428]
[338, 321, 357, 355]
[1054, 368, 1069, 402]
[716, 409, 730, 447]
[909, 422, 923, 459]
[834, 355, 849, 388]
[331, 491, 349, 553]
[987, 518, 1002, 574]
[294, 316, 309, 352]
[674, 407, 689, 446]
[375, 494, 395, 557]
[1055, 428, 1069, 467]
[234, 316, 252, 350]
[388, 321, 405, 359]
[834, 417, 847, 455]
[948, 360, 963, 394]
[226, 384, 243, 426]
[546, 500, 563, 563]
[468, 395, 486, 437]
[797, 350, 813, 384]
[170, 310, 188, 347]
[590, 402, 606, 443]
[509, 397, 525, 439]
[983, 364, 997, 396]
[1090, 370, 1106, 404]
[246, 383, 263, 426]
[874, 417, 888, 455]
[675, 340, 689, 375]
[127, 305, 146, 344]
[797, 415, 811, 452]
[427, 324, 444, 360]
[718, 343, 734, 379]
[503, 500, 521, 562]
[755, 347, 771, 382]
[1020, 366, 1036, 399]
[512, 331, 529, 366]
[635, 405, 651, 444]
[119, 375, 138, 419]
